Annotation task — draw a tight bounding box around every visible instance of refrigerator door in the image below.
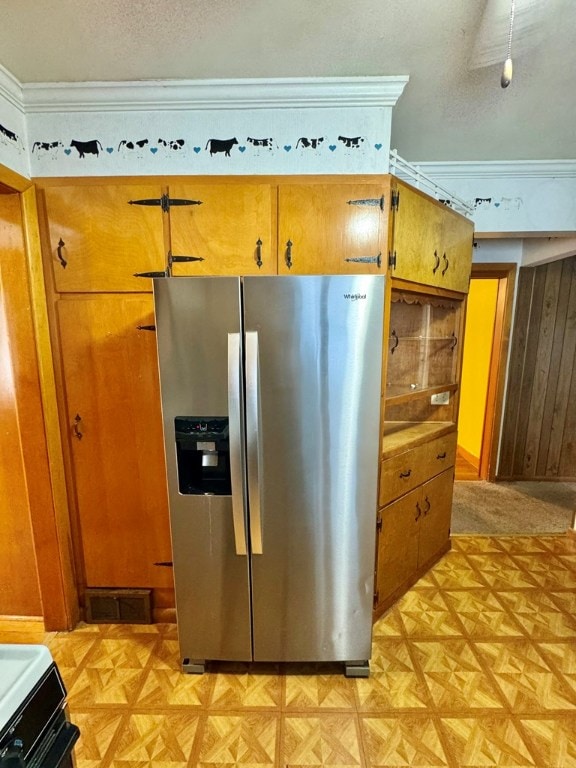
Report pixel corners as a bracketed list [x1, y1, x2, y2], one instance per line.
[154, 277, 252, 664]
[244, 275, 385, 663]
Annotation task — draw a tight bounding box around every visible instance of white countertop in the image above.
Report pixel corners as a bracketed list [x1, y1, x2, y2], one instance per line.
[0, 645, 54, 731]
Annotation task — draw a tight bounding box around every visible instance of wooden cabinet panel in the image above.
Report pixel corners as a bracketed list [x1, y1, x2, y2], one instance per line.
[375, 489, 420, 606]
[0, 197, 43, 615]
[278, 183, 389, 274]
[169, 183, 275, 275]
[44, 185, 165, 292]
[375, 468, 454, 610]
[391, 181, 473, 293]
[418, 469, 455, 566]
[57, 295, 173, 588]
[379, 431, 457, 507]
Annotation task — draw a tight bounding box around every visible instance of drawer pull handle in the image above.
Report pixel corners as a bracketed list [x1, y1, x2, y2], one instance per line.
[437, 452, 447, 459]
[73, 413, 83, 440]
[432, 250, 440, 274]
[255, 238, 263, 268]
[56, 238, 67, 269]
[390, 329, 399, 353]
[415, 501, 422, 521]
[285, 239, 293, 269]
[423, 497, 431, 515]
[399, 469, 412, 478]
[450, 332, 458, 350]
[442, 252, 450, 275]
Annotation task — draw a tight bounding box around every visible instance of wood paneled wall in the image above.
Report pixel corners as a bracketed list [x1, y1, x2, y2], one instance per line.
[499, 255, 576, 480]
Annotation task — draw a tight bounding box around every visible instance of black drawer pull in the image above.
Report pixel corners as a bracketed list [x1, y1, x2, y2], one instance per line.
[442, 252, 450, 275]
[256, 238, 263, 268]
[285, 240, 293, 269]
[399, 469, 412, 479]
[56, 238, 67, 269]
[423, 497, 431, 515]
[437, 452, 447, 459]
[432, 250, 440, 274]
[415, 501, 422, 521]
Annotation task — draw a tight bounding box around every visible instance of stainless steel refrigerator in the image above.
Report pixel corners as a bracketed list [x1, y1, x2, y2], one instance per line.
[153, 275, 384, 677]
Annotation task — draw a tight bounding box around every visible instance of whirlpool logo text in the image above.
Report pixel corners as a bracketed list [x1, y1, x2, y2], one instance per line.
[343, 293, 367, 301]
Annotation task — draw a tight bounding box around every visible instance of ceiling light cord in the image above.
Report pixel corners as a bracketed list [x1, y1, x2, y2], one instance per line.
[501, 0, 515, 88]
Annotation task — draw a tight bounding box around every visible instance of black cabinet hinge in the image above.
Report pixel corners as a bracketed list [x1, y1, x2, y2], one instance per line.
[347, 195, 385, 210]
[388, 251, 397, 269]
[373, 590, 380, 608]
[128, 194, 202, 213]
[376, 515, 383, 533]
[391, 190, 400, 212]
[345, 253, 382, 268]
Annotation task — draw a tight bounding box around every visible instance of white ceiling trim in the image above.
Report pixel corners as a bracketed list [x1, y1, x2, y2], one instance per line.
[21, 76, 409, 114]
[0, 63, 24, 112]
[415, 160, 576, 179]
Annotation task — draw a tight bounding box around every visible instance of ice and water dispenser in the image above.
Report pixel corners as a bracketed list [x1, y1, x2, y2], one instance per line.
[174, 417, 231, 495]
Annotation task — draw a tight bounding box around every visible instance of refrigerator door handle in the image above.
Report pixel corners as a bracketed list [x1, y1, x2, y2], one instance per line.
[228, 332, 248, 556]
[245, 330, 263, 554]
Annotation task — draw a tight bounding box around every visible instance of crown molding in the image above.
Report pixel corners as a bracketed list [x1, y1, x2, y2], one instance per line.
[21, 75, 409, 113]
[413, 160, 576, 179]
[0, 63, 24, 112]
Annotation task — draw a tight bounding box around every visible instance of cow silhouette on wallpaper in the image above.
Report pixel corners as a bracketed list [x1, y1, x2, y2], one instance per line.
[32, 141, 64, 152]
[158, 138, 185, 151]
[70, 139, 103, 157]
[247, 137, 274, 149]
[0, 123, 18, 142]
[338, 135, 364, 148]
[118, 139, 149, 151]
[296, 137, 324, 149]
[206, 138, 238, 157]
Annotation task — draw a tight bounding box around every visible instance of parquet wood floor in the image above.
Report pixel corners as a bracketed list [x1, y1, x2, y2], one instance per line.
[2, 534, 575, 767]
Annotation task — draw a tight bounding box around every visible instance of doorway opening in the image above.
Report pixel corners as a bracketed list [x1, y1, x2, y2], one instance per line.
[456, 262, 516, 481]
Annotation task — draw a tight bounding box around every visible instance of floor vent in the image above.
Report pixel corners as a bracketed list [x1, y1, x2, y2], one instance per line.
[85, 588, 152, 624]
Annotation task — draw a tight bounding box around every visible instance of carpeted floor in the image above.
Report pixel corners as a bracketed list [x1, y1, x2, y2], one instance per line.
[451, 480, 576, 535]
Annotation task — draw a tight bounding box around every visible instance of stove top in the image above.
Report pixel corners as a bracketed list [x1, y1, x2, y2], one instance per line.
[0, 645, 53, 732]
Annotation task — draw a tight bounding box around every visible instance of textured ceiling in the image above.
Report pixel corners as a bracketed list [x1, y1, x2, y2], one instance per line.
[1, 0, 575, 161]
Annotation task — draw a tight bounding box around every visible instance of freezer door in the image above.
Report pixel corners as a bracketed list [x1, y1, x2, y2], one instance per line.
[244, 275, 385, 663]
[154, 277, 252, 663]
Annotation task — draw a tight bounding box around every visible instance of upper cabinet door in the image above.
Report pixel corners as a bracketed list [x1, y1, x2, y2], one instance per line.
[277, 183, 390, 275]
[391, 181, 473, 293]
[168, 183, 275, 275]
[43, 185, 166, 292]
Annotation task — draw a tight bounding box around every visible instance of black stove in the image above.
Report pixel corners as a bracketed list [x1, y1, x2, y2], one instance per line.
[0, 645, 79, 768]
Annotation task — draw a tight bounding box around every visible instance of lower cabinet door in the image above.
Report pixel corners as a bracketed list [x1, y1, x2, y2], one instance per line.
[57, 295, 173, 588]
[417, 468, 455, 567]
[375, 487, 420, 606]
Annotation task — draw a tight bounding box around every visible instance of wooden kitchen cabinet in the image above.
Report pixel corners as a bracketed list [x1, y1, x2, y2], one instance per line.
[169, 182, 275, 275]
[56, 294, 173, 589]
[390, 179, 473, 293]
[42, 184, 166, 292]
[373, 272, 470, 619]
[375, 468, 455, 608]
[277, 182, 390, 274]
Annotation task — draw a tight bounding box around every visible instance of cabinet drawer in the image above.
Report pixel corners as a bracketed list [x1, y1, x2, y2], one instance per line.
[379, 431, 456, 507]
[421, 432, 457, 478]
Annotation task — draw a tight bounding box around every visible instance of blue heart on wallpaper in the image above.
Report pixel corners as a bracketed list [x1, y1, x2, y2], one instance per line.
[375, 143, 383, 150]
[193, 146, 201, 153]
[494, 202, 500, 207]
[329, 145, 336, 151]
[239, 146, 246, 152]
[284, 145, 292, 152]
[64, 148, 71, 155]
[150, 147, 158, 154]
[106, 147, 114, 154]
